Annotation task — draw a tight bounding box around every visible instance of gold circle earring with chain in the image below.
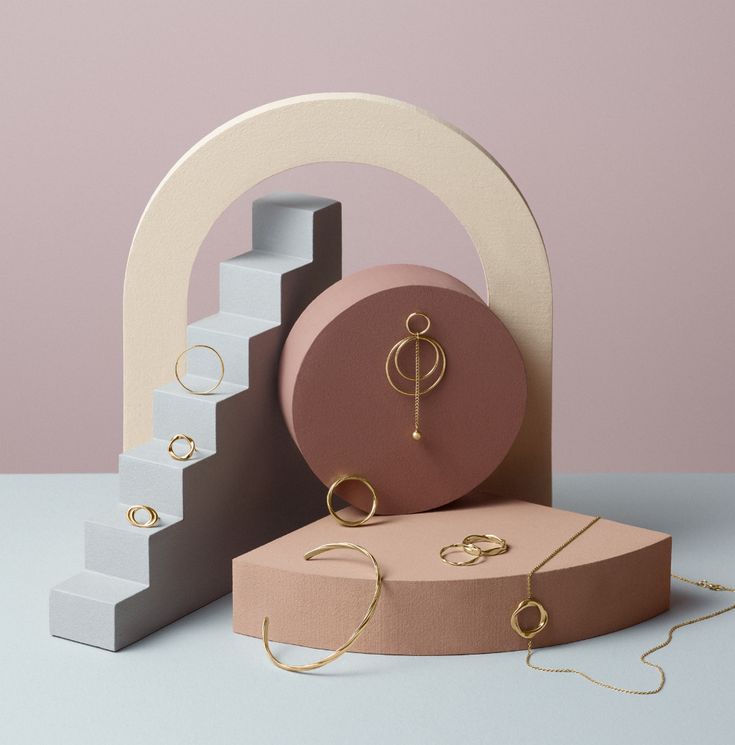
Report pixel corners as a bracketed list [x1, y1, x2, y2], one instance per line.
[385, 312, 446, 441]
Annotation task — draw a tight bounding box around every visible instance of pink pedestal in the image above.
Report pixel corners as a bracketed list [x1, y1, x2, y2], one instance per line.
[233, 494, 671, 655]
[279, 265, 527, 514]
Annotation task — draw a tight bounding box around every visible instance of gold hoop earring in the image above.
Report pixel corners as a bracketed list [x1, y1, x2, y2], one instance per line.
[326, 476, 378, 527]
[126, 504, 159, 528]
[385, 312, 446, 441]
[462, 534, 508, 556]
[167, 433, 196, 461]
[262, 542, 382, 672]
[440, 542, 482, 566]
[174, 344, 225, 394]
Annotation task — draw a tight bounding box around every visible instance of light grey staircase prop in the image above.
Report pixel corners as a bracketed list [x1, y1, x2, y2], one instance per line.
[50, 193, 341, 651]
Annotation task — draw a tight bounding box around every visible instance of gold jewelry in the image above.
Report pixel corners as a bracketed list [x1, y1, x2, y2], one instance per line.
[385, 312, 446, 441]
[174, 344, 225, 394]
[326, 476, 378, 527]
[514, 516, 735, 695]
[126, 504, 160, 528]
[262, 542, 382, 672]
[462, 534, 508, 556]
[440, 542, 482, 566]
[167, 433, 196, 461]
[511, 598, 548, 639]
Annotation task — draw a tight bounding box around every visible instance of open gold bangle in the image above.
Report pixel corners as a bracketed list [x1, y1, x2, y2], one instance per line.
[174, 344, 225, 395]
[262, 542, 382, 672]
[167, 433, 196, 461]
[126, 504, 160, 528]
[326, 476, 378, 527]
[462, 533, 508, 556]
[440, 542, 482, 566]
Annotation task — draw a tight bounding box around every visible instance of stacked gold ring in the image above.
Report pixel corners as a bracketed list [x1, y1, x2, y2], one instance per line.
[440, 533, 509, 566]
[462, 533, 508, 556]
[439, 543, 482, 566]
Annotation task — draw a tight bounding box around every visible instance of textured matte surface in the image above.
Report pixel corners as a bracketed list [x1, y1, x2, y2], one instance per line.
[122, 93, 553, 507]
[6, 473, 735, 745]
[49, 193, 341, 650]
[233, 495, 671, 654]
[280, 265, 528, 513]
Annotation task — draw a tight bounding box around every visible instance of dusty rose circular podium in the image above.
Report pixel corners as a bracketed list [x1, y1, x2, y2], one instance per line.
[279, 264, 528, 514]
[233, 494, 672, 655]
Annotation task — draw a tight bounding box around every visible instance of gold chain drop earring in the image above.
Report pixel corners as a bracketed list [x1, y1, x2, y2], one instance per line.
[386, 312, 446, 441]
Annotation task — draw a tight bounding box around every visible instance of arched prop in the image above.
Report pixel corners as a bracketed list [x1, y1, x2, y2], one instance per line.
[124, 93, 552, 504]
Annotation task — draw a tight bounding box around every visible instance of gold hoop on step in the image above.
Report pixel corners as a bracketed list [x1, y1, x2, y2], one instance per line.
[174, 344, 225, 395]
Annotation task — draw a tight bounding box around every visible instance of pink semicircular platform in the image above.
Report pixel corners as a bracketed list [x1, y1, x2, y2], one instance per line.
[279, 264, 528, 515]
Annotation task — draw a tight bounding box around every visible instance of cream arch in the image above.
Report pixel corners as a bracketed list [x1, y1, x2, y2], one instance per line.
[123, 92, 552, 505]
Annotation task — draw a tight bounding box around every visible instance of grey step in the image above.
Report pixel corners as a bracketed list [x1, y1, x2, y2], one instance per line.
[118, 439, 216, 517]
[50, 571, 147, 651]
[185, 312, 278, 384]
[152, 379, 246, 453]
[219, 250, 310, 321]
[253, 192, 342, 260]
[84, 503, 182, 583]
[50, 192, 342, 651]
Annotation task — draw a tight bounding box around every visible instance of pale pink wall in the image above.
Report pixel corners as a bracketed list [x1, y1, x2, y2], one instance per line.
[1, 1, 733, 474]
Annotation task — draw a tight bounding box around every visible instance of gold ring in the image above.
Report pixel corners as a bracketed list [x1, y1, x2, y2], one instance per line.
[462, 534, 508, 556]
[126, 504, 160, 528]
[440, 542, 482, 566]
[174, 344, 225, 395]
[510, 598, 549, 639]
[326, 476, 378, 527]
[167, 433, 196, 460]
[405, 311, 431, 335]
[263, 542, 382, 672]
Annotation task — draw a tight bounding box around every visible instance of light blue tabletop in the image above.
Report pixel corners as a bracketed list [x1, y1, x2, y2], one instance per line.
[1, 473, 733, 744]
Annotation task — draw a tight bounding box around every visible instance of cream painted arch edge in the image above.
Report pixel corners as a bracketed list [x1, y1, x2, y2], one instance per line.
[123, 92, 553, 505]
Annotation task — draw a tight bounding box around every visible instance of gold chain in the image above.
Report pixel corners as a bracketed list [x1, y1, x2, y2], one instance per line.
[414, 334, 420, 435]
[523, 516, 735, 695]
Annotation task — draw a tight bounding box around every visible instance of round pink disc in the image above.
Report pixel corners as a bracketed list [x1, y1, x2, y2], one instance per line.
[279, 264, 527, 514]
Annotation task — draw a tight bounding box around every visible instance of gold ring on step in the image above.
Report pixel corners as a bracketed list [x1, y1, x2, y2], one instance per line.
[167, 433, 196, 461]
[126, 504, 160, 528]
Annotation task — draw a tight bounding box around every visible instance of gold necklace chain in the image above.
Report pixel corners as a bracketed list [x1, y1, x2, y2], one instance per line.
[523, 516, 735, 695]
[414, 333, 421, 436]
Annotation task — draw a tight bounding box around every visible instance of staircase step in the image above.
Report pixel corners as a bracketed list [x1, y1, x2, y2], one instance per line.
[50, 192, 342, 651]
[152, 379, 246, 452]
[185, 312, 278, 384]
[119, 439, 215, 517]
[220, 250, 310, 321]
[84, 504, 182, 583]
[49, 571, 147, 651]
[253, 192, 341, 259]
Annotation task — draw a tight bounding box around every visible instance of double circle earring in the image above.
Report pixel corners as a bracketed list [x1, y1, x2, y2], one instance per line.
[326, 476, 378, 527]
[386, 312, 446, 441]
